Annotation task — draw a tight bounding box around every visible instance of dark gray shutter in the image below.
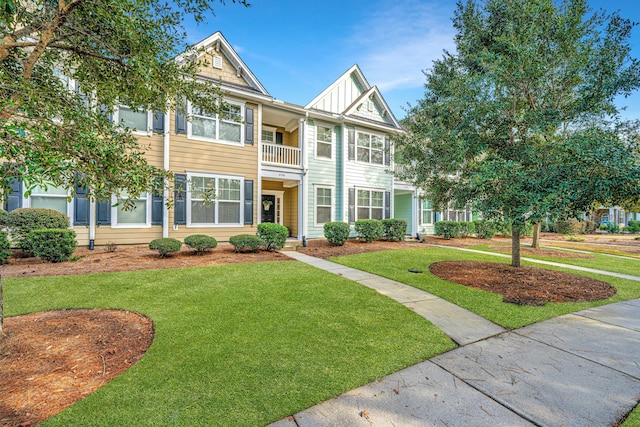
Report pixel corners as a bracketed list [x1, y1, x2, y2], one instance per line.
[98, 104, 113, 121]
[245, 107, 254, 145]
[348, 129, 355, 161]
[96, 200, 111, 225]
[384, 191, 391, 219]
[175, 96, 187, 134]
[151, 190, 164, 225]
[152, 111, 165, 133]
[348, 188, 355, 224]
[73, 177, 90, 226]
[384, 136, 391, 166]
[244, 180, 253, 225]
[4, 174, 22, 212]
[174, 174, 187, 225]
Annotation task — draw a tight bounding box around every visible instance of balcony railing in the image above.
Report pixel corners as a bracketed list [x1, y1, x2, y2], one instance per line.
[262, 143, 301, 168]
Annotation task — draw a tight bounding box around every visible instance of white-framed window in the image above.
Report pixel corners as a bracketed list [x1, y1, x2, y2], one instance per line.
[115, 106, 152, 135]
[357, 189, 384, 220]
[262, 126, 277, 144]
[113, 191, 151, 227]
[442, 208, 472, 222]
[189, 100, 244, 145]
[420, 199, 434, 225]
[187, 173, 243, 226]
[315, 125, 333, 159]
[315, 186, 332, 226]
[356, 131, 384, 165]
[29, 184, 71, 217]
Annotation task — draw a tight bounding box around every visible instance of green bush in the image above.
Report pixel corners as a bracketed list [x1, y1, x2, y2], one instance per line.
[473, 220, 496, 239]
[323, 222, 350, 246]
[382, 218, 407, 242]
[607, 222, 620, 234]
[184, 234, 217, 254]
[555, 218, 583, 235]
[583, 220, 597, 234]
[434, 221, 460, 239]
[457, 221, 475, 238]
[354, 219, 383, 243]
[149, 238, 182, 258]
[0, 209, 8, 228]
[0, 231, 12, 264]
[626, 220, 640, 234]
[229, 234, 265, 253]
[257, 223, 288, 251]
[541, 220, 556, 233]
[599, 223, 609, 230]
[29, 229, 77, 263]
[7, 208, 70, 252]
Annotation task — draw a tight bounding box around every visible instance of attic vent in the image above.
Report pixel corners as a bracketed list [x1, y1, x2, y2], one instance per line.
[367, 100, 374, 112]
[212, 55, 223, 69]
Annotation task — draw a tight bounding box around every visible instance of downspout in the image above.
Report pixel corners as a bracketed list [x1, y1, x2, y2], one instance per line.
[89, 201, 95, 250]
[300, 113, 308, 245]
[163, 105, 170, 238]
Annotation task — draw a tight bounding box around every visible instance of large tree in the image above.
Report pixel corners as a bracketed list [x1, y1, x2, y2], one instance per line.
[397, 0, 640, 267]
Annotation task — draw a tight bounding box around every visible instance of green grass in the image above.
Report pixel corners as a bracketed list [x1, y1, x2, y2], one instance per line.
[4, 261, 455, 426]
[329, 247, 640, 329]
[469, 243, 640, 277]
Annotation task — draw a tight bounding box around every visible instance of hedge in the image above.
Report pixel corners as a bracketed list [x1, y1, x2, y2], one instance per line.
[354, 219, 383, 243]
[229, 234, 264, 253]
[257, 223, 288, 251]
[184, 234, 217, 254]
[434, 221, 460, 239]
[149, 238, 182, 258]
[29, 229, 77, 263]
[7, 208, 70, 252]
[324, 222, 350, 246]
[382, 218, 407, 242]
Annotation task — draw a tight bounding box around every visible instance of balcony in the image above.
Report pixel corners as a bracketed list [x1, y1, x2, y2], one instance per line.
[262, 143, 301, 168]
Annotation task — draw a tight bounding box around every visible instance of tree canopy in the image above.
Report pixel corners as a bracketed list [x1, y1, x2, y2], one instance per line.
[397, 0, 640, 266]
[0, 0, 248, 205]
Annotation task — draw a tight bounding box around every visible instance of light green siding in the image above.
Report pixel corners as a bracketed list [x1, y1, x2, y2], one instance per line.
[394, 193, 413, 235]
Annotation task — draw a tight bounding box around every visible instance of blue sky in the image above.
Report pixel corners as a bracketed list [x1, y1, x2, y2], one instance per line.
[185, 0, 640, 121]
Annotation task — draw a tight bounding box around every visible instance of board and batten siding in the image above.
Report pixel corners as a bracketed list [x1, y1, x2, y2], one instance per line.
[309, 74, 365, 115]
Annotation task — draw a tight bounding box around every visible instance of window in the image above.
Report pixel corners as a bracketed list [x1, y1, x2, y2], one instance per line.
[190, 101, 243, 144]
[316, 125, 332, 159]
[356, 132, 384, 165]
[188, 174, 242, 226]
[315, 187, 332, 225]
[421, 199, 434, 225]
[117, 106, 150, 134]
[442, 208, 471, 222]
[262, 126, 276, 144]
[30, 184, 69, 215]
[357, 189, 384, 220]
[114, 191, 150, 226]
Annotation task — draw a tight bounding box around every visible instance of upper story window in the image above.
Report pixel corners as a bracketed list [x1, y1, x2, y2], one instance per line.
[316, 125, 333, 159]
[30, 184, 70, 216]
[190, 100, 244, 145]
[357, 189, 384, 220]
[262, 126, 277, 144]
[113, 191, 151, 226]
[188, 173, 242, 226]
[357, 132, 384, 165]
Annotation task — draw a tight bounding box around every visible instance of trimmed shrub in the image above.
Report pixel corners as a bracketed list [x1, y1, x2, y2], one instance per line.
[29, 229, 77, 263]
[0, 231, 12, 264]
[457, 221, 475, 238]
[555, 218, 583, 235]
[324, 222, 350, 246]
[599, 223, 609, 231]
[0, 209, 8, 228]
[257, 223, 288, 251]
[354, 219, 383, 243]
[149, 238, 182, 258]
[473, 220, 496, 239]
[7, 208, 70, 252]
[607, 222, 620, 234]
[583, 220, 597, 234]
[184, 234, 217, 254]
[434, 221, 460, 239]
[382, 218, 407, 242]
[626, 220, 640, 234]
[229, 234, 265, 253]
[541, 220, 556, 233]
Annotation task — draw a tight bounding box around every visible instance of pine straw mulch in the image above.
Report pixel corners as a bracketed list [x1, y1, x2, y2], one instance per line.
[0, 236, 621, 426]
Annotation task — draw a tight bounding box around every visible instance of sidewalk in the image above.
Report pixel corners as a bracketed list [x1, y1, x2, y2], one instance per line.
[270, 251, 640, 427]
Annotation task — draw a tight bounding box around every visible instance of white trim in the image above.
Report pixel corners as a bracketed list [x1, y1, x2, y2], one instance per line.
[114, 106, 152, 136]
[187, 98, 245, 146]
[24, 183, 73, 220]
[162, 103, 171, 238]
[111, 192, 152, 228]
[354, 128, 386, 167]
[313, 184, 334, 227]
[313, 122, 335, 161]
[186, 172, 244, 228]
[261, 189, 284, 226]
[355, 187, 385, 221]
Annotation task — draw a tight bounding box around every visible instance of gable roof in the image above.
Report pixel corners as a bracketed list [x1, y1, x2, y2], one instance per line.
[343, 85, 401, 129]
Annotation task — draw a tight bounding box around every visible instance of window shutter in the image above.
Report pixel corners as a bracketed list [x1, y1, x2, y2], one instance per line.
[3, 174, 22, 212]
[73, 177, 90, 226]
[152, 111, 165, 133]
[435, 212, 440, 222]
[348, 188, 355, 224]
[245, 107, 254, 145]
[348, 129, 355, 161]
[174, 174, 187, 225]
[384, 136, 391, 166]
[175, 96, 187, 134]
[96, 200, 111, 225]
[384, 191, 391, 219]
[151, 190, 164, 225]
[244, 180, 254, 225]
[98, 104, 113, 121]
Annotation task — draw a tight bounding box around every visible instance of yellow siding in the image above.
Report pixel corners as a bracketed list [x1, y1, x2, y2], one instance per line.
[74, 226, 90, 247]
[136, 133, 164, 168]
[95, 226, 163, 246]
[261, 180, 299, 236]
[196, 52, 250, 88]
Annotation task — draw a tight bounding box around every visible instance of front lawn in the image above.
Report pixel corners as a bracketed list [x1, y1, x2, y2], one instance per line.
[329, 247, 640, 329]
[3, 261, 454, 426]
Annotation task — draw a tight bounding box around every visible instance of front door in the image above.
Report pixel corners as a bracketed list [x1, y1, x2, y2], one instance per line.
[261, 195, 276, 223]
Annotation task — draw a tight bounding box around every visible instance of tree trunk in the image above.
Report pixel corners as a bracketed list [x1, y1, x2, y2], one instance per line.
[511, 228, 521, 267]
[532, 222, 541, 249]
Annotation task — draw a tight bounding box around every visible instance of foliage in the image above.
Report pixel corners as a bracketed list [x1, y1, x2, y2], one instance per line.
[29, 229, 77, 262]
[584, 220, 598, 234]
[229, 234, 264, 253]
[0, 0, 249, 207]
[396, 0, 640, 266]
[564, 235, 586, 242]
[0, 231, 11, 264]
[184, 234, 217, 255]
[323, 222, 350, 246]
[256, 223, 288, 251]
[382, 218, 407, 242]
[541, 220, 556, 233]
[606, 222, 621, 234]
[626, 220, 640, 234]
[7, 208, 69, 251]
[354, 219, 383, 243]
[434, 221, 460, 239]
[457, 221, 475, 238]
[148, 238, 181, 258]
[472, 220, 496, 239]
[0, 209, 8, 228]
[555, 219, 584, 235]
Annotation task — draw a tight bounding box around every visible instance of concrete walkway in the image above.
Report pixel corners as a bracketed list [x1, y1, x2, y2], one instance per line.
[270, 251, 640, 427]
